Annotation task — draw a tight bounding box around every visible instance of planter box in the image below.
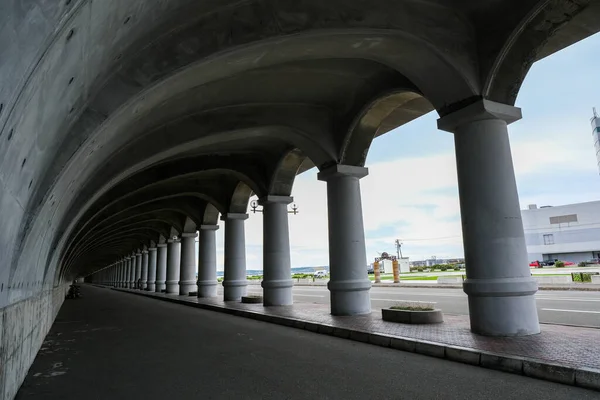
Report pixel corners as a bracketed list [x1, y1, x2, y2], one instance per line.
[241, 296, 263, 304]
[382, 308, 443, 324]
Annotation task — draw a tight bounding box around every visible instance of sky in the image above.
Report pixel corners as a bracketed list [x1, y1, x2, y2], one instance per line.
[210, 32, 600, 271]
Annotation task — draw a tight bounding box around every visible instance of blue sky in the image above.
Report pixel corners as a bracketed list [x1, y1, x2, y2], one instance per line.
[213, 32, 600, 270]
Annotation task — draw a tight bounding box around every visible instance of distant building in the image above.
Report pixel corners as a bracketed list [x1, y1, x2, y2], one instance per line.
[409, 258, 464, 267]
[522, 202, 600, 263]
[592, 108, 600, 174]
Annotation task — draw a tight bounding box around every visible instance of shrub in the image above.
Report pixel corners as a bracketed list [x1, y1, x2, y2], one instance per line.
[390, 300, 435, 311]
[579, 262, 588, 267]
[417, 267, 424, 272]
[454, 267, 461, 271]
[439, 265, 448, 272]
[410, 266, 418, 272]
[555, 261, 565, 268]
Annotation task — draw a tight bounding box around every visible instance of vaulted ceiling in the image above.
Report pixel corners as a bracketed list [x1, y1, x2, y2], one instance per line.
[1, 0, 598, 303]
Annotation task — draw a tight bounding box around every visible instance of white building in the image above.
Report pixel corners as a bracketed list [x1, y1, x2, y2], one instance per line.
[522, 201, 600, 263]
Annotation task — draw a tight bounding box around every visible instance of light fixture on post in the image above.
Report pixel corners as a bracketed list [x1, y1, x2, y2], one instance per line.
[250, 200, 299, 215]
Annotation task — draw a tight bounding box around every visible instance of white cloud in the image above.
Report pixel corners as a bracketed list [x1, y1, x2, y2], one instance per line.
[221, 120, 600, 270]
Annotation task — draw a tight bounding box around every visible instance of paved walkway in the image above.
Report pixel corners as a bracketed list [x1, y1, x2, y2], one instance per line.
[117, 287, 600, 371]
[18, 286, 600, 399]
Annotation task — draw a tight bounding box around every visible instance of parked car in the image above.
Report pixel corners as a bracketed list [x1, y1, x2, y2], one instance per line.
[564, 261, 575, 266]
[314, 270, 328, 278]
[529, 261, 542, 268]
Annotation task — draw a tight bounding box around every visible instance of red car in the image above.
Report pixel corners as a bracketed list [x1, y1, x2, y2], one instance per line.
[530, 260, 575, 267]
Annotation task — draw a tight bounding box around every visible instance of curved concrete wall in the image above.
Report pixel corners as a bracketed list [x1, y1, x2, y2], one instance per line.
[1, 1, 599, 398]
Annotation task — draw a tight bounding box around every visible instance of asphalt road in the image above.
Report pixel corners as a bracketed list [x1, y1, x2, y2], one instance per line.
[245, 286, 600, 328]
[18, 286, 600, 400]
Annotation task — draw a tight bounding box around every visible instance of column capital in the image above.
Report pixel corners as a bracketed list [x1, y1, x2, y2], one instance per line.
[258, 195, 293, 206]
[317, 164, 368, 181]
[181, 232, 198, 238]
[148, 247, 157, 252]
[136, 251, 142, 256]
[157, 243, 168, 248]
[200, 224, 219, 231]
[437, 99, 521, 133]
[142, 250, 148, 254]
[221, 213, 249, 221]
[167, 238, 181, 243]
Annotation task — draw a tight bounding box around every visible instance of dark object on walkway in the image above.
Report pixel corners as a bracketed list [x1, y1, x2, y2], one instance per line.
[382, 308, 443, 324]
[189, 291, 198, 296]
[66, 285, 81, 299]
[241, 295, 263, 304]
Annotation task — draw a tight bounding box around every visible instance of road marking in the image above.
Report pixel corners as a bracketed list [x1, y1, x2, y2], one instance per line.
[247, 291, 324, 298]
[541, 308, 600, 314]
[536, 297, 600, 302]
[371, 298, 406, 302]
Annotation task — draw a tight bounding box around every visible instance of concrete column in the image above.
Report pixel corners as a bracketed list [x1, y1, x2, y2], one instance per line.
[156, 244, 167, 292]
[141, 250, 149, 290]
[259, 196, 293, 306]
[222, 213, 248, 301]
[128, 255, 136, 288]
[438, 99, 540, 336]
[147, 247, 157, 292]
[117, 261, 122, 287]
[135, 252, 142, 289]
[166, 239, 181, 294]
[318, 165, 371, 316]
[179, 232, 198, 295]
[197, 225, 219, 298]
[120, 260, 126, 288]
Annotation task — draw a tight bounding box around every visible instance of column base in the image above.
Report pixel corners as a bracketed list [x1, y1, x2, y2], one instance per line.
[197, 280, 218, 298]
[140, 281, 147, 290]
[147, 282, 156, 292]
[464, 277, 540, 336]
[223, 279, 248, 301]
[261, 279, 293, 306]
[179, 280, 196, 295]
[129, 282, 135, 289]
[166, 280, 179, 294]
[328, 279, 371, 315]
[155, 282, 165, 293]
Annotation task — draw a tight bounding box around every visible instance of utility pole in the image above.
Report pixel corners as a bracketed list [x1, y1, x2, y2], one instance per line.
[395, 239, 403, 259]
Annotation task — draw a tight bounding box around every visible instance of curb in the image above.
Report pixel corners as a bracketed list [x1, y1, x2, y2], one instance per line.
[290, 282, 600, 291]
[111, 287, 600, 392]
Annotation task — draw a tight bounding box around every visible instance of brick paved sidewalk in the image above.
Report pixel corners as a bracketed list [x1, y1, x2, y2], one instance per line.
[111, 286, 600, 390]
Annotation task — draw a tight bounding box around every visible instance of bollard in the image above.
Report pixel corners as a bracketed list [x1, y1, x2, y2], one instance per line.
[392, 259, 400, 283]
[374, 261, 381, 283]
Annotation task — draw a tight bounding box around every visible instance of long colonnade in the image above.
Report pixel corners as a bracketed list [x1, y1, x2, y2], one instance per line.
[89, 100, 539, 337]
